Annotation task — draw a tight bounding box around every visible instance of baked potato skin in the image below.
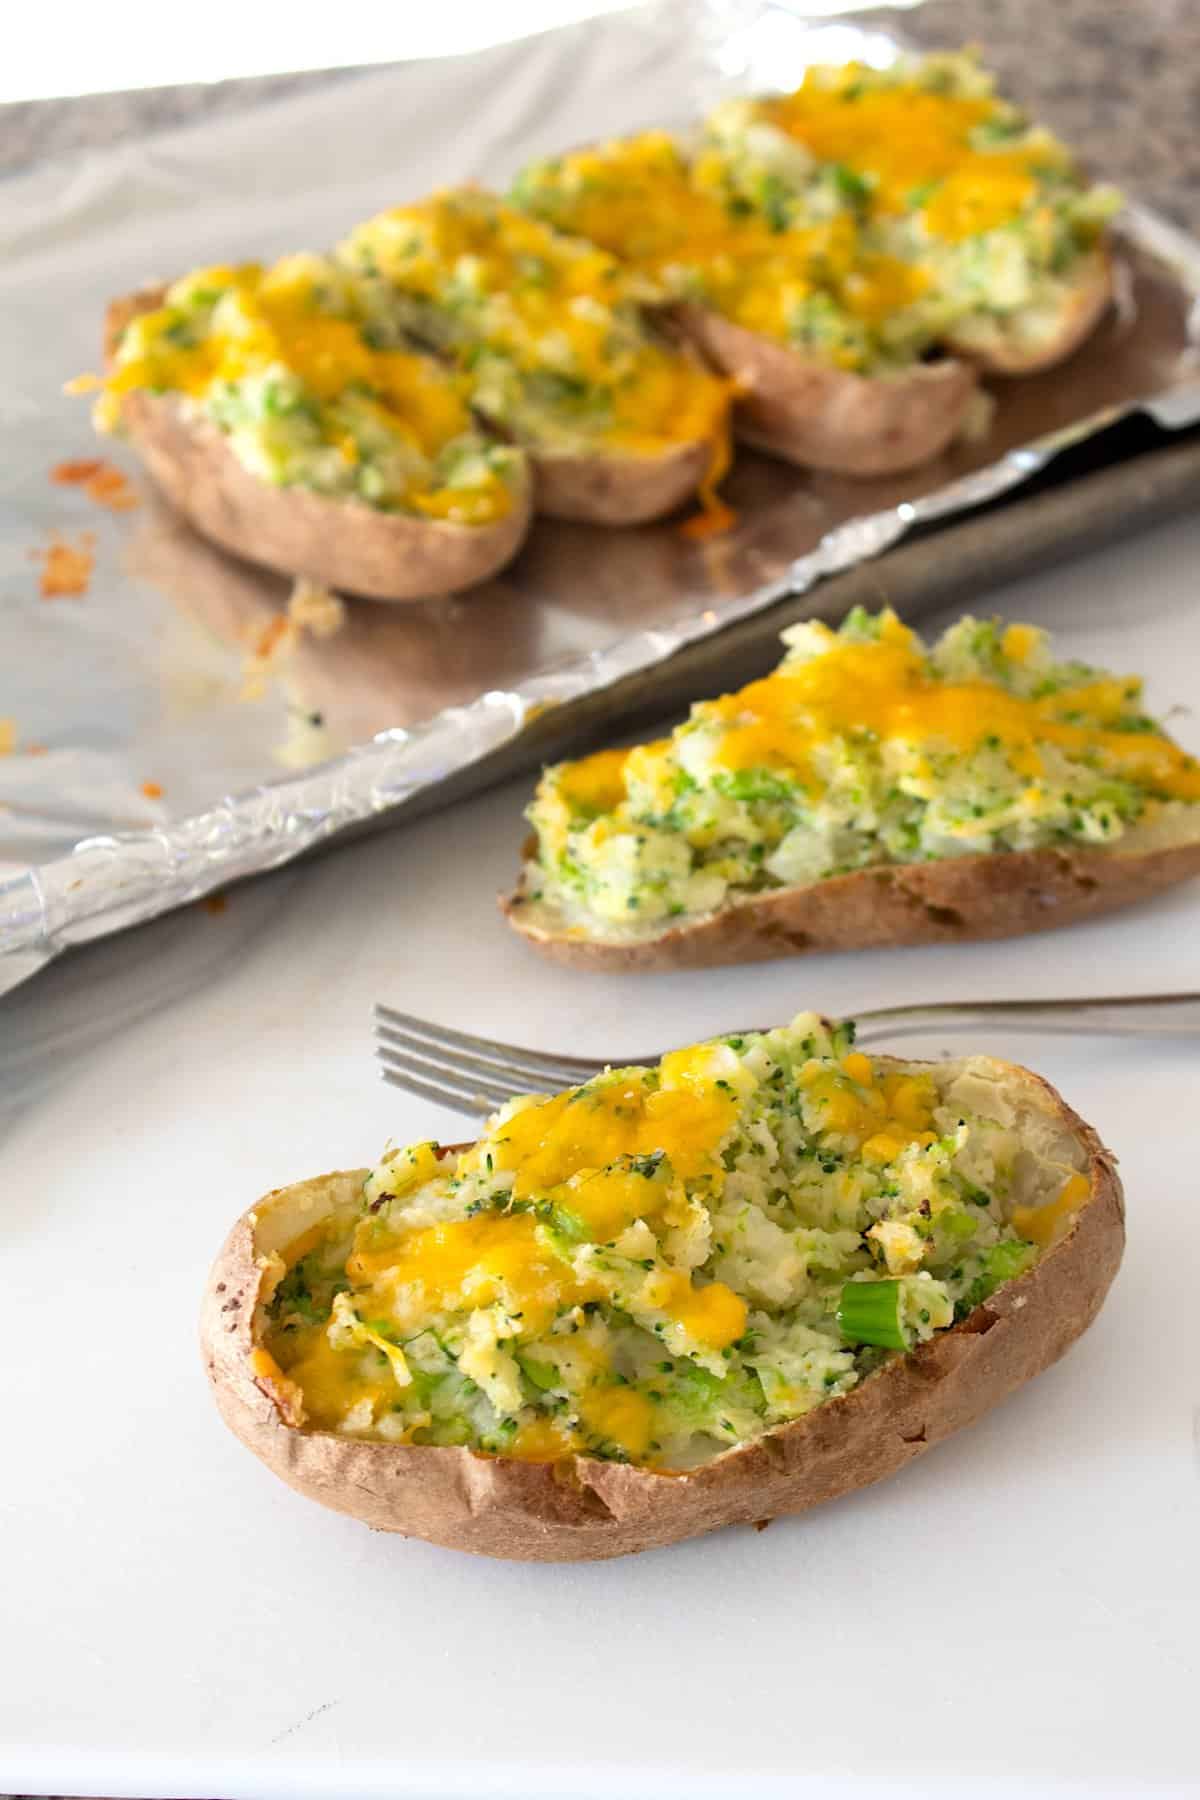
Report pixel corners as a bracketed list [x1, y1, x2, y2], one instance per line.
[103, 292, 533, 601]
[532, 436, 714, 525]
[673, 302, 978, 476]
[200, 1064, 1123, 1562]
[946, 249, 1115, 377]
[501, 836, 1200, 972]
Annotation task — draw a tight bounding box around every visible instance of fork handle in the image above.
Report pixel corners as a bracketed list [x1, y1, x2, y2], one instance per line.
[852, 993, 1200, 1043]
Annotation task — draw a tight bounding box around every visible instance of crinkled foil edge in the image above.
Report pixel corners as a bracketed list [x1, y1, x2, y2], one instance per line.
[3, 201, 1200, 975]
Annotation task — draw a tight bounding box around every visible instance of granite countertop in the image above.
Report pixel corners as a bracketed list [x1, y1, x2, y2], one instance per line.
[2, 0, 1198, 229]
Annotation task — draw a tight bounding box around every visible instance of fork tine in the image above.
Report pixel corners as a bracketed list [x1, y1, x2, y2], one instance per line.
[375, 1039, 523, 1111]
[374, 1004, 605, 1088]
[374, 1019, 598, 1094]
[378, 1063, 494, 1119]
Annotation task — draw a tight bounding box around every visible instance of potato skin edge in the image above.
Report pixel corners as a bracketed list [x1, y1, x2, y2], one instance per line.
[946, 249, 1115, 377]
[200, 1062, 1123, 1562]
[500, 838, 1200, 971]
[673, 301, 978, 475]
[530, 435, 713, 525]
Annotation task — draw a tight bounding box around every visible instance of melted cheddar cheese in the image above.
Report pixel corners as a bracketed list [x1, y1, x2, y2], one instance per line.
[703, 617, 1200, 800]
[100, 255, 519, 521]
[762, 73, 1043, 240]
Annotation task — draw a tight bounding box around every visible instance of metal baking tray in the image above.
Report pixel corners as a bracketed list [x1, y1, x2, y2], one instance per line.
[3, 0, 1199, 990]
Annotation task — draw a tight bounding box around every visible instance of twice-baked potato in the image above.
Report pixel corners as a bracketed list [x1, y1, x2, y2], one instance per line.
[337, 190, 733, 525]
[201, 1012, 1123, 1561]
[503, 608, 1200, 969]
[97, 257, 533, 600]
[692, 51, 1121, 380]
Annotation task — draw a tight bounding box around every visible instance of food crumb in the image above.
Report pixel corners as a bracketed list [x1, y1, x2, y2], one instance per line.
[287, 577, 346, 639]
[51, 457, 139, 512]
[25, 742, 48, 756]
[32, 531, 95, 598]
[203, 893, 229, 915]
[141, 779, 164, 799]
[241, 613, 300, 701]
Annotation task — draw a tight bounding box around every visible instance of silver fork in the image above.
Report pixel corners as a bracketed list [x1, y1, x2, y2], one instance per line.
[374, 993, 1200, 1119]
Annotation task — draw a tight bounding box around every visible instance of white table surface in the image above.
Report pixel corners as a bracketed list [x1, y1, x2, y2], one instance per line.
[3, 513, 1200, 1800]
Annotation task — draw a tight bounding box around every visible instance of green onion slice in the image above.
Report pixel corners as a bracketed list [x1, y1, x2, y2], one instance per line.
[837, 1278, 910, 1351]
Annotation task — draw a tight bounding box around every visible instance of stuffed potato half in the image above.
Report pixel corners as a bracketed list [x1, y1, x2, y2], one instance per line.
[98, 257, 533, 599]
[202, 1013, 1122, 1561]
[504, 608, 1200, 969]
[693, 51, 1120, 377]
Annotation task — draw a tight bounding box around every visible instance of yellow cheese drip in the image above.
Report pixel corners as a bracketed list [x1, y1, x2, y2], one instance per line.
[765, 73, 1039, 239]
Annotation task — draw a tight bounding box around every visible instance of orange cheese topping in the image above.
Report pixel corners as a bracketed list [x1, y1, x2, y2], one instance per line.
[346, 191, 733, 480]
[557, 746, 634, 813]
[535, 134, 889, 347]
[578, 1385, 656, 1458]
[107, 273, 471, 454]
[348, 1212, 593, 1336]
[1013, 1170, 1090, 1247]
[763, 72, 1042, 240]
[799, 1055, 939, 1158]
[100, 257, 514, 523]
[702, 621, 1200, 801]
[485, 1059, 739, 1201]
[534, 131, 935, 368]
[640, 1267, 747, 1351]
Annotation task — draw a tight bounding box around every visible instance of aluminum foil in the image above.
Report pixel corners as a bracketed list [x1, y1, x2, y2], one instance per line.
[4, 0, 1200, 990]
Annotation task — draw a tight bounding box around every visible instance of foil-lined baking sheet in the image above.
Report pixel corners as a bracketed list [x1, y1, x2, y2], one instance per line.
[3, 0, 1200, 990]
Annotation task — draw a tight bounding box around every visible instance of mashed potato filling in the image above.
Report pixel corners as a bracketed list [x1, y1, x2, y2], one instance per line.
[260, 1014, 1076, 1471]
[100, 255, 522, 520]
[520, 608, 1200, 938]
[337, 190, 733, 510]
